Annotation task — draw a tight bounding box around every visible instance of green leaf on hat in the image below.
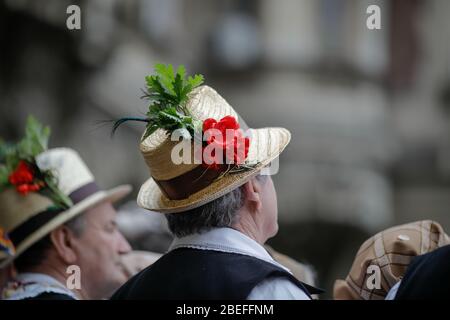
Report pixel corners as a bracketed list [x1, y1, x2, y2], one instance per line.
[112, 63, 204, 140]
[16, 115, 50, 161]
[0, 116, 72, 209]
[0, 164, 9, 190]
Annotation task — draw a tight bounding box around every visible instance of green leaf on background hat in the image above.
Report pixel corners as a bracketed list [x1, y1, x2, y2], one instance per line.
[42, 175, 73, 209]
[0, 164, 9, 188]
[0, 116, 71, 210]
[17, 115, 50, 160]
[0, 138, 18, 188]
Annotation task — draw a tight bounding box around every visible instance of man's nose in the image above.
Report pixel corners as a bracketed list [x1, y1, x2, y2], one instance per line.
[116, 231, 132, 254]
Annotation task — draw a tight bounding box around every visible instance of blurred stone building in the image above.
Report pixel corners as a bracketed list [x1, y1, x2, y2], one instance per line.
[1, 0, 449, 297]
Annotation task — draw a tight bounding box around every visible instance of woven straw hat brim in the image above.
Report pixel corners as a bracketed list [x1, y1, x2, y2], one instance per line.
[0, 184, 131, 268]
[137, 127, 291, 214]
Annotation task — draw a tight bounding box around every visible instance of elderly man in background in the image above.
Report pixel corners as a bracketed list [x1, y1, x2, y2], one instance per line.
[0, 117, 132, 300]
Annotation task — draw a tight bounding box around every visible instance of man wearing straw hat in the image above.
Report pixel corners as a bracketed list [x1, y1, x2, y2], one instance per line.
[0, 116, 132, 300]
[111, 64, 321, 300]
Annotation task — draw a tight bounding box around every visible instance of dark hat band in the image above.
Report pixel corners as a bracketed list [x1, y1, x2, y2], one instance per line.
[9, 182, 100, 246]
[153, 165, 228, 200]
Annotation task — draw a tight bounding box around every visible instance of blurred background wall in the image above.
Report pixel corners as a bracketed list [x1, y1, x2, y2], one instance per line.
[1, 0, 450, 297]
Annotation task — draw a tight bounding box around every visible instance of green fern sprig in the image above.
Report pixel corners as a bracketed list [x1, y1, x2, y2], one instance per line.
[112, 64, 204, 141]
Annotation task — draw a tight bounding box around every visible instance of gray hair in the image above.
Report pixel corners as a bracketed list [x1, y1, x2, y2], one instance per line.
[14, 213, 86, 272]
[165, 175, 267, 237]
[64, 213, 86, 237]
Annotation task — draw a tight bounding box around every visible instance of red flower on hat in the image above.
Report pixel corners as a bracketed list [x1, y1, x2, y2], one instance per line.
[8, 160, 44, 195]
[202, 116, 250, 170]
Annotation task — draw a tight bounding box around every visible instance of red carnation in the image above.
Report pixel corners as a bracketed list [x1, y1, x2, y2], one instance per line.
[215, 116, 240, 132]
[202, 116, 249, 169]
[8, 160, 43, 195]
[202, 118, 217, 132]
[8, 161, 34, 185]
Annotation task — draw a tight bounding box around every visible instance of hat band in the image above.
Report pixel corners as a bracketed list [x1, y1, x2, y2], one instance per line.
[9, 182, 100, 246]
[153, 165, 228, 200]
[69, 182, 100, 204]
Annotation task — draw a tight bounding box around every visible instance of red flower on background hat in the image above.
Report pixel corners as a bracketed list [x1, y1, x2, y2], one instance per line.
[8, 160, 44, 195]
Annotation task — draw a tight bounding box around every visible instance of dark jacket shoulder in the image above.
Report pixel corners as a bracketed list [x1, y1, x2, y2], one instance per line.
[395, 244, 450, 299]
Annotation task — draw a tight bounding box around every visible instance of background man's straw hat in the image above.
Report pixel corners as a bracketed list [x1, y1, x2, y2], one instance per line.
[333, 220, 450, 300]
[137, 85, 291, 214]
[0, 148, 131, 268]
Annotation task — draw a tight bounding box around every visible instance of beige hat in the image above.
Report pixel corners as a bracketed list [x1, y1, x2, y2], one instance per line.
[333, 220, 450, 300]
[0, 148, 131, 268]
[137, 85, 291, 213]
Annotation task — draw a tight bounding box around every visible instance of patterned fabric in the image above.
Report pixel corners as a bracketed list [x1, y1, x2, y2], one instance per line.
[1, 273, 77, 300]
[0, 228, 15, 262]
[333, 220, 450, 300]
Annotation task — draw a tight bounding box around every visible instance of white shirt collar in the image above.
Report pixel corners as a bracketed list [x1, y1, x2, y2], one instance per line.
[169, 227, 291, 273]
[2, 272, 78, 300]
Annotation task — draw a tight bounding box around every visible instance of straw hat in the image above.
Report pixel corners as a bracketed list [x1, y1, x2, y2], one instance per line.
[0, 148, 131, 268]
[333, 220, 450, 300]
[137, 85, 291, 214]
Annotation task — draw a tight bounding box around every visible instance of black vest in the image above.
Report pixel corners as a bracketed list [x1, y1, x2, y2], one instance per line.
[395, 244, 450, 299]
[112, 248, 319, 300]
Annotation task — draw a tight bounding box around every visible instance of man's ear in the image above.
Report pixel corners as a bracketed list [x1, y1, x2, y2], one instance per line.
[242, 178, 263, 213]
[49, 226, 78, 265]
